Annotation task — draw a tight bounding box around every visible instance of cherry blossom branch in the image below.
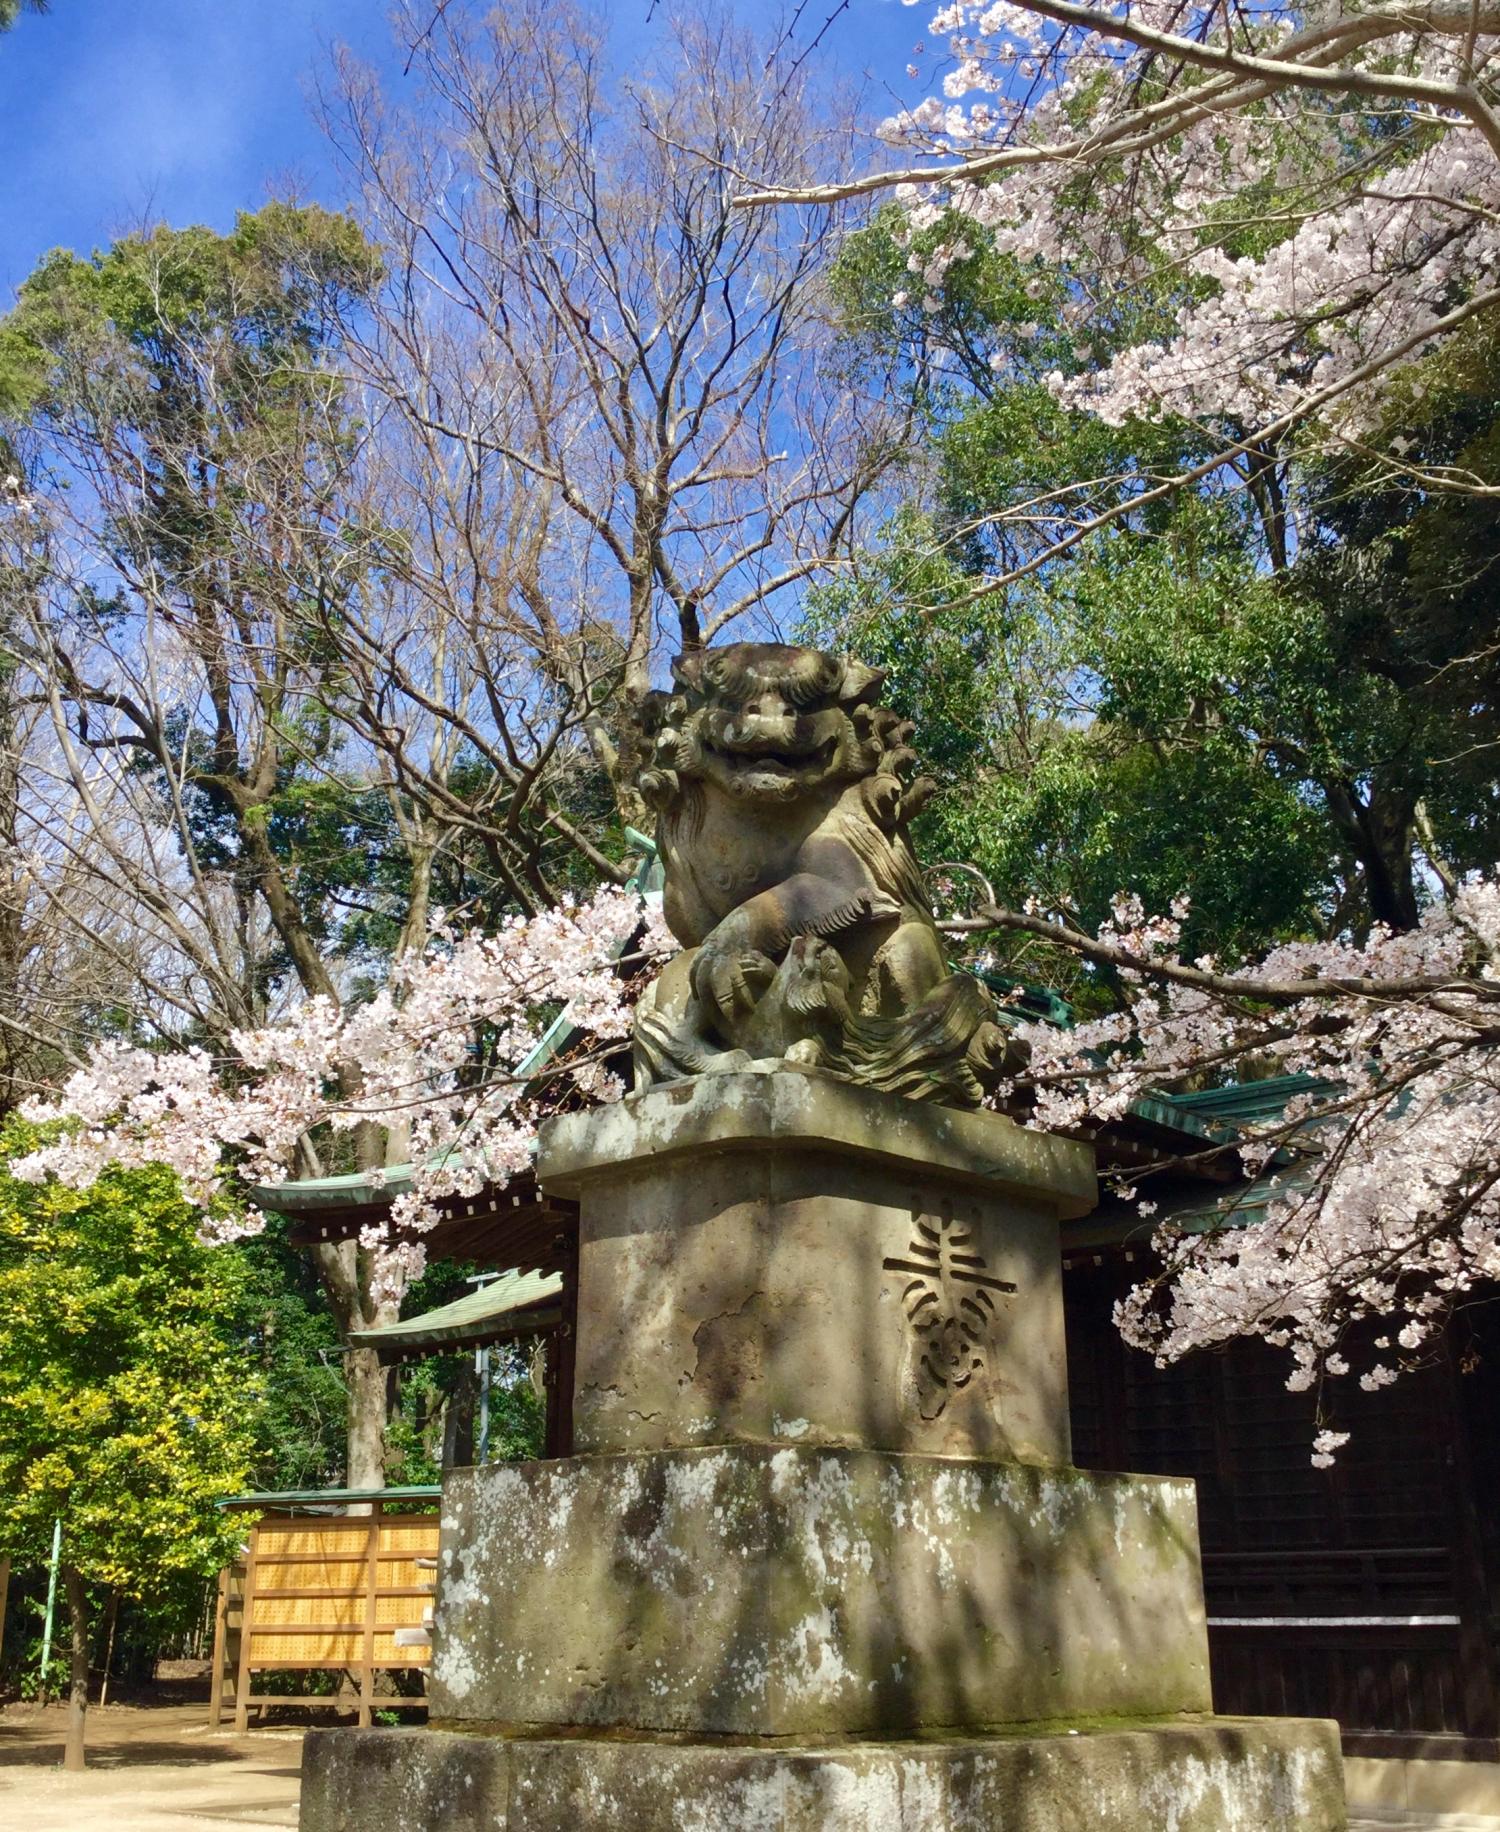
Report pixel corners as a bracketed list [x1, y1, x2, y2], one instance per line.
[931, 281, 1500, 594]
[955, 901, 1495, 1005]
[976, 876, 1500, 1450]
[1001, 0, 1500, 158]
[735, 0, 1500, 204]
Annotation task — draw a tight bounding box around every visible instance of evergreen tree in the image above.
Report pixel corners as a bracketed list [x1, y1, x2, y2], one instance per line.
[0, 1118, 259, 1765]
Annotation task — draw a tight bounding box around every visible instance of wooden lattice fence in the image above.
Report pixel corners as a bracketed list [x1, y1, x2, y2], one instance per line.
[209, 1505, 439, 1729]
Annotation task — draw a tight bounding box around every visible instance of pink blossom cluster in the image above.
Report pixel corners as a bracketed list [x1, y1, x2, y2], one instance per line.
[996, 875, 1500, 1457]
[885, 2, 1500, 439]
[15, 887, 674, 1305]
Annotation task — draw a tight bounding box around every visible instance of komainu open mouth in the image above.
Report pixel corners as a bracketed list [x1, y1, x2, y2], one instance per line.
[704, 733, 838, 778]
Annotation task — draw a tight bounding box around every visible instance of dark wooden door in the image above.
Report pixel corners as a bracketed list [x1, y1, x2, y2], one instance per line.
[1063, 1252, 1500, 1752]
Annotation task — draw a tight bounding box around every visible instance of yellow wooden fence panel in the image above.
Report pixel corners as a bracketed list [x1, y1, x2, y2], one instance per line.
[219, 1508, 440, 1730]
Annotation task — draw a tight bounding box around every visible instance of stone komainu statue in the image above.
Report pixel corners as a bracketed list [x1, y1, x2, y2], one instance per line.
[631, 642, 1011, 1106]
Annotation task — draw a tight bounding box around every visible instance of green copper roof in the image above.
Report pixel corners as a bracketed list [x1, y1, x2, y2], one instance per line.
[350, 1266, 563, 1358]
[969, 966, 1074, 1029]
[1165, 1170, 1310, 1234]
[248, 1162, 411, 1212]
[216, 1485, 441, 1511]
[1161, 1074, 1335, 1123]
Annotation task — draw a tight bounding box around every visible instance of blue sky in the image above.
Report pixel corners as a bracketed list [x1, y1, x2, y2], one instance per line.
[0, 1, 927, 301]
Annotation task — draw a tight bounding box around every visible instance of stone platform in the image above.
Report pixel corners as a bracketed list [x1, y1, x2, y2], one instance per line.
[297, 1071, 1346, 1829]
[428, 1446, 1212, 1735]
[300, 1717, 1348, 1831]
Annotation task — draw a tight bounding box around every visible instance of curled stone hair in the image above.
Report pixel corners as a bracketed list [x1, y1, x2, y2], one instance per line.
[679, 643, 886, 712]
[638, 643, 936, 834]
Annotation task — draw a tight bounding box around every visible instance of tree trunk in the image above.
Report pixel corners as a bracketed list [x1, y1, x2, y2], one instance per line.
[1414, 799, 1461, 902]
[442, 1362, 481, 1470]
[1321, 778, 1420, 932]
[62, 1566, 89, 1772]
[236, 776, 396, 1490]
[345, 1343, 391, 1493]
[311, 1239, 398, 1494]
[98, 1588, 119, 1708]
[240, 821, 343, 1004]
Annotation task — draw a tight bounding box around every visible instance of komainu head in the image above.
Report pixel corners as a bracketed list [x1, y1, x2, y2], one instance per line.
[639, 641, 936, 825]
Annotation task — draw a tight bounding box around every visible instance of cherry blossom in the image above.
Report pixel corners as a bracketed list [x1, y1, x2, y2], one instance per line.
[740, 3, 1500, 493]
[878, 2, 1500, 445]
[15, 886, 674, 1305]
[978, 871, 1500, 1455]
[20, 847, 1500, 1456]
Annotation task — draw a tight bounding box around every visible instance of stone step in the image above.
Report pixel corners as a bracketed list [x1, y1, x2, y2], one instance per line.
[1352, 1818, 1500, 1830]
[301, 1719, 1347, 1832]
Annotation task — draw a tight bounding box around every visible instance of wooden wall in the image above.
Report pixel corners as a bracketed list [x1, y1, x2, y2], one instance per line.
[1063, 1250, 1500, 1754]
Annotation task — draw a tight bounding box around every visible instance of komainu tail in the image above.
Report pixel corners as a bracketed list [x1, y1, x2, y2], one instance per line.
[831, 974, 1016, 1106]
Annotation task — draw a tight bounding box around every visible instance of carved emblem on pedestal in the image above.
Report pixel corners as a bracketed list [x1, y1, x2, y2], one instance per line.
[884, 1201, 1017, 1420]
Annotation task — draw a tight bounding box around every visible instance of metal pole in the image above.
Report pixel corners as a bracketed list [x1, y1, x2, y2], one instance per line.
[476, 1345, 492, 1465]
[38, 1516, 61, 1705]
[465, 1272, 500, 1467]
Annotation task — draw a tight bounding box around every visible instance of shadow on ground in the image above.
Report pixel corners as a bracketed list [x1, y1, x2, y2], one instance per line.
[0, 1702, 305, 1832]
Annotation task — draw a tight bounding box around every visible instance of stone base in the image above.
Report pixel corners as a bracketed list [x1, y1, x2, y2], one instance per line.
[430, 1446, 1213, 1735]
[299, 1717, 1348, 1830]
[539, 1071, 1095, 1465]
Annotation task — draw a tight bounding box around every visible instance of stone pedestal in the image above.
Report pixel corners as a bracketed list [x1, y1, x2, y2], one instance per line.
[542, 1071, 1093, 1465]
[429, 1446, 1211, 1735]
[300, 1072, 1347, 1830]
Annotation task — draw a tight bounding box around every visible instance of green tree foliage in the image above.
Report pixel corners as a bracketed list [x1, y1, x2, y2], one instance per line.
[224, 1230, 547, 1493]
[806, 514, 1329, 988]
[0, 1117, 259, 1757]
[0, 205, 390, 1021]
[0, 1, 48, 33]
[475, 1357, 545, 1465]
[1293, 321, 1500, 901]
[819, 209, 1499, 969]
[0, 202, 377, 435]
[378, 1261, 546, 1485]
[232, 1219, 348, 1493]
[380, 1351, 542, 1486]
[0, 1118, 258, 1585]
